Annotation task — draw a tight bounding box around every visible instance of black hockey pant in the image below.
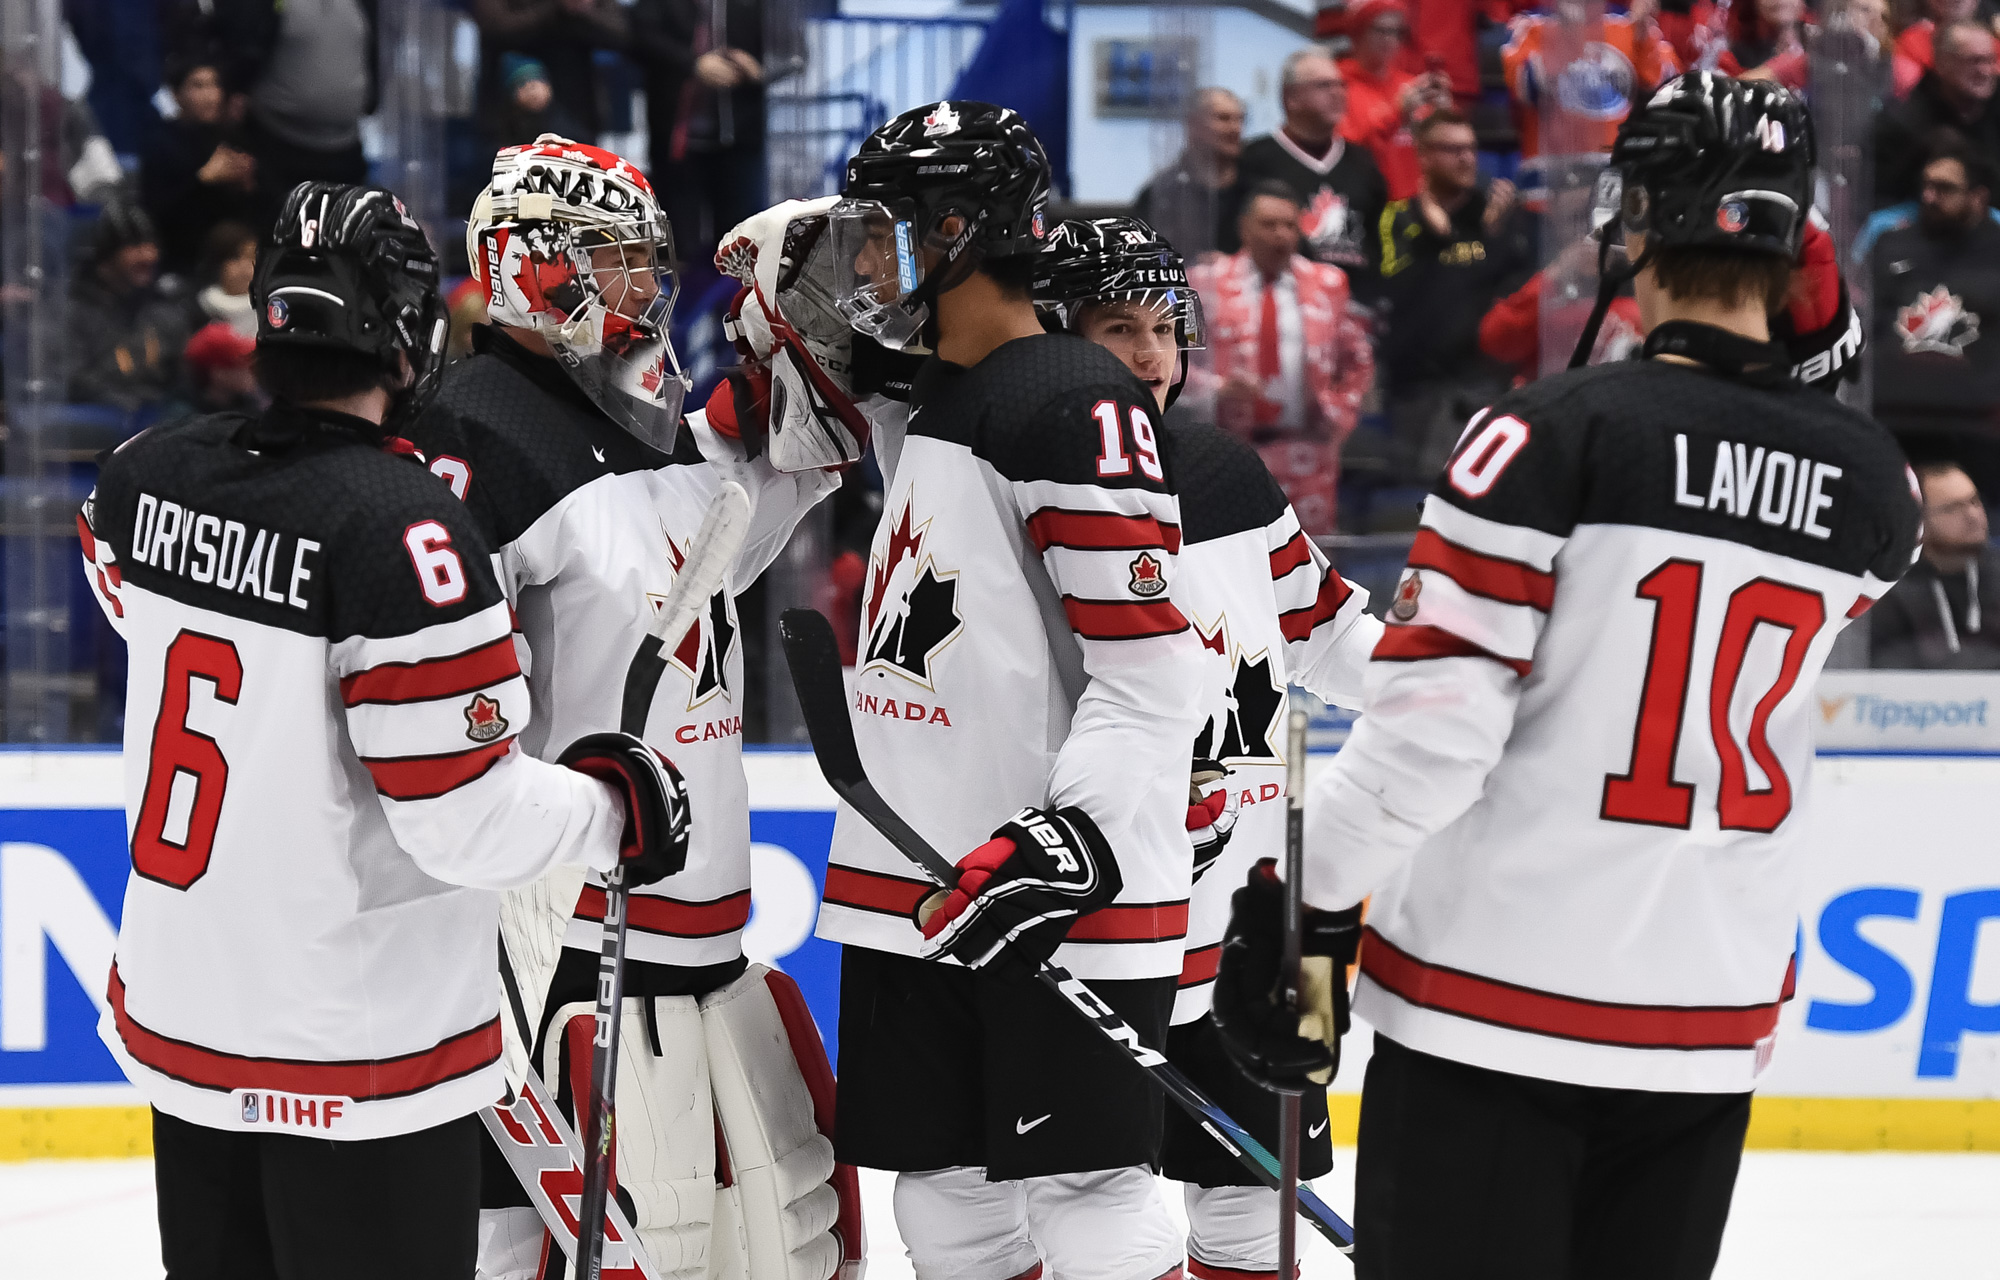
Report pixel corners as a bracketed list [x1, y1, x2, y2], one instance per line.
[1354, 1034, 1752, 1280]
[153, 1107, 480, 1279]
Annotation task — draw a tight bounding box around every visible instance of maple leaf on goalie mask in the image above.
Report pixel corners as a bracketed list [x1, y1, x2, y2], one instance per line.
[512, 252, 584, 321]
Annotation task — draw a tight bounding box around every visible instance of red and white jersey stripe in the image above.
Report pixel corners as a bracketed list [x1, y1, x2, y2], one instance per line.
[1304, 361, 1921, 1093]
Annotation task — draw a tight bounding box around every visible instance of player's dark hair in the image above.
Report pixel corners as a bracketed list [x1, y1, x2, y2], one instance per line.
[253, 345, 390, 407]
[1927, 133, 1995, 196]
[1413, 107, 1469, 146]
[978, 251, 1042, 298]
[1913, 460, 1974, 491]
[1242, 180, 1304, 213]
[1649, 245, 1792, 315]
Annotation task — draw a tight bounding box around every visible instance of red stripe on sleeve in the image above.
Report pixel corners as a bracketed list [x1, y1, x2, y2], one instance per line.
[108, 965, 499, 1100]
[1061, 596, 1190, 641]
[1846, 595, 1875, 619]
[76, 512, 97, 560]
[1065, 900, 1189, 943]
[362, 738, 515, 800]
[1359, 927, 1783, 1050]
[1406, 528, 1556, 610]
[1268, 531, 1313, 580]
[341, 636, 522, 707]
[574, 886, 753, 938]
[1026, 507, 1182, 554]
[1373, 624, 1533, 676]
[1278, 571, 1355, 642]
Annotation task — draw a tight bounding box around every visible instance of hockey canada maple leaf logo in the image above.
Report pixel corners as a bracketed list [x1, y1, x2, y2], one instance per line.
[922, 103, 961, 137]
[1191, 618, 1284, 766]
[464, 693, 510, 743]
[861, 495, 962, 688]
[1896, 286, 1980, 356]
[648, 529, 737, 711]
[1302, 188, 1352, 258]
[1129, 552, 1167, 597]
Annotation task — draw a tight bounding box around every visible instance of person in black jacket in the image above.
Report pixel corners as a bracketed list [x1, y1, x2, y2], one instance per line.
[470, 0, 629, 144]
[139, 55, 256, 279]
[629, 0, 768, 255]
[1872, 462, 2000, 667]
[1874, 19, 2000, 207]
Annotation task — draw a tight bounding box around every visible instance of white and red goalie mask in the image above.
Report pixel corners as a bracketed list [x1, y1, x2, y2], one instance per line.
[468, 136, 690, 452]
[715, 198, 874, 473]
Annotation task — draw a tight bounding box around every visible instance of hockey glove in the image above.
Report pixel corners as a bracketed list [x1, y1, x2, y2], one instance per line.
[915, 806, 1123, 970]
[1188, 757, 1239, 884]
[557, 732, 691, 889]
[704, 350, 772, 447]
[1211, 858, 1362, 1092]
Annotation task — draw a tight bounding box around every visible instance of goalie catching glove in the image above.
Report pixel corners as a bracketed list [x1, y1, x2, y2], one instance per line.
[714, 197, 872, 472]
[1211, 858, 1362, 1091]
[556, 732, 691, 888]
[916, 806, 1122, 969]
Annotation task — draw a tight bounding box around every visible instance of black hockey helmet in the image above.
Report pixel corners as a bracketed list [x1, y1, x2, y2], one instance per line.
[1033, 217, 1205, 349]
[828, 101, 1052, 348]
[253, 182, 449, 428]
[1600, 72, 1815, 259]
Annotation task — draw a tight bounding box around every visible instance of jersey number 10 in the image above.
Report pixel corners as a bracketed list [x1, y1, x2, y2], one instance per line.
[1602, 559, 1826, 833]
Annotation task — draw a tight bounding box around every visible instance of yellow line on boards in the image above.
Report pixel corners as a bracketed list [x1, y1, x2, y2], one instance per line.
[2, 1095, 1996, 1161]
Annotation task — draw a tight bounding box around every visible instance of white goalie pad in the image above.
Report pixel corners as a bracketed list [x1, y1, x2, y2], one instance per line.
[498, 863, 589, 1085]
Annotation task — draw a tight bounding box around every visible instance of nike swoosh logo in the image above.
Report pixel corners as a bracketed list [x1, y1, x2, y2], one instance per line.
[1016, 1114, 1051, 1135]
[592, 446, 606, 463]
[1309, 1119, 1328, 1139]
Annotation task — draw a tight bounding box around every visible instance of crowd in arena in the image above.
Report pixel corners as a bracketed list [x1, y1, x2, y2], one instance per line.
[21, 0, 2000, 705]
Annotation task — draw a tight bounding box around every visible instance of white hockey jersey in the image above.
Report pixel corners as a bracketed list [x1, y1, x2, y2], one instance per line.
[1305, 355, 1921, 1093]
[81, 405, 623, 1139]
[815, 335, 1207, 981]
[410, 327, 837, 969]
[1161, 419, 1380, 1024]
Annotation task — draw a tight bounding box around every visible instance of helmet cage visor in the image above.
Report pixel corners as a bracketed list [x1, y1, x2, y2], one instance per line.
[827, 197, 958, 350]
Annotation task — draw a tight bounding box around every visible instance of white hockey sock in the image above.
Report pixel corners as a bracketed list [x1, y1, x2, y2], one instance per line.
[1184, 1183, 1283, 1276]
[1024, 1166, 1184, 1280]
[475, 1206, 546, 1280]
[893, 1167, 1040, 1280]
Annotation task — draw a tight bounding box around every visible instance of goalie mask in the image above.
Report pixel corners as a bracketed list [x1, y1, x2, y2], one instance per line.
[1034, 217, 1204, 410]
[469, 136, 690, 451]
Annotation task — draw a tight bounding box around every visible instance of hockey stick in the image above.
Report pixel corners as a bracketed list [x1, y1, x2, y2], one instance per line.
[777, 608, 1357, 1256]
[572, 481, 754, 1280]
[1278, 705, 1311, 1279]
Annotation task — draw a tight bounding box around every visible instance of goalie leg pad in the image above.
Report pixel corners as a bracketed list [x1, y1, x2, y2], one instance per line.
[476, 1206, 549, 1280]
[1183, 1183, 1282, 1276]
[699, 963, 854, 1280]
[548, 997, 717, 1279]
[891, 1167, 1039, 1280]
[1024, 1167, 1183, 1280]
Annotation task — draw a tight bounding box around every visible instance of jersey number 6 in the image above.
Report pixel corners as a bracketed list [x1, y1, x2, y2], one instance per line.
[1602, 559, 1826, 833]
[133, 631, 242, 889]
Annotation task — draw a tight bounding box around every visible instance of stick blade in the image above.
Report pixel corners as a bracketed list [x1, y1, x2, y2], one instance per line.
[779, 608, 866, 789]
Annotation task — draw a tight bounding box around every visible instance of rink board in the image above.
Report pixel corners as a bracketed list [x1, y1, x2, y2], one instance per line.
[0, 748, 1995, 1159]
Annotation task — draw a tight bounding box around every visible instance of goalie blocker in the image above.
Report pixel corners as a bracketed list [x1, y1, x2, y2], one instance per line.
[480, 964, 862, 1280]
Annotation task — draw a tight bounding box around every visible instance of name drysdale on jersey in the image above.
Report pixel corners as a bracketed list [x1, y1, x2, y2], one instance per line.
[127, 491, 321, 611]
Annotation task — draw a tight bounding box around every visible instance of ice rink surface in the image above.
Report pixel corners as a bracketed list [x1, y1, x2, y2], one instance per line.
[4, 1151, 1998, 1278]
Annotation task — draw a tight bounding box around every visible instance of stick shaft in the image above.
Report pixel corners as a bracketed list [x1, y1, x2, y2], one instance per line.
[1279, 705, 1311, 1276]
[575, 869, 630, 1280]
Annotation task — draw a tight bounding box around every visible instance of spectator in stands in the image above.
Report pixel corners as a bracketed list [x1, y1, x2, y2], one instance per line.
[181, 321, 265, 415]
[1318, 0, 1503, 108]
[1135, 87, 1248, 260]
[1238, 46, 1389, 293]
[631, 0, 768, 254]
[489, 54, 581, 150]
[1893, 0, 1983, 97]
[1186, 181, 1375, 536]
[1869, 141, 2000, 499]
[140, 55, 256, 279]
[1871, 462, 2000, 667]
[1718, 0, 1808, 84]
[185, 221, 259, 339]
[1480, 236, 1647, 378]
[1503, 5, 1679, 175]
[204, 0, 376, 222]
[1378, 109, 1532, 479]
[1875, 20, 2000, 207]
[1337, 0, 1451, 201]
[473, 0, 629, 145]
[66, 202, 189, 414]
[1655, 0, 1725, 69]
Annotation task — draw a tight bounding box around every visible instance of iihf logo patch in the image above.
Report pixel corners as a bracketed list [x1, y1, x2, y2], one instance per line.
[464, 693, 510, 742]
[1032, 209, 1046, 239]
[1715, 201, 1749, 234]
[1128, 552, 1167, 597]
[266, 296, 289, 328]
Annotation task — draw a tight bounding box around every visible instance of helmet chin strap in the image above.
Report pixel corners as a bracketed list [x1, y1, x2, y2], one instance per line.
[1568, 234, 1655, 370]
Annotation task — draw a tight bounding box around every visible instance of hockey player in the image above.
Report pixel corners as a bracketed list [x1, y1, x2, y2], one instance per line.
[78, 181, 690, 1279]
[409, 138, 857, 1279]
[800, 103, 1206, 1280]
[1034, 216, 1383, 1280]
[1212, 75, 1923, 1279]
